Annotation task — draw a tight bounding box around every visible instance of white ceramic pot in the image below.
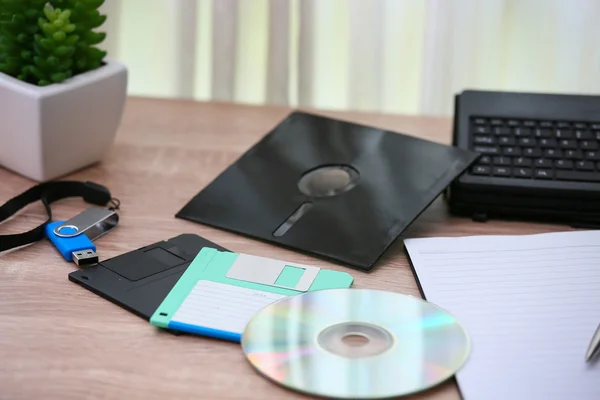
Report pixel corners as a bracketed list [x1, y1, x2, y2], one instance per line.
[0, 59, 128, 181]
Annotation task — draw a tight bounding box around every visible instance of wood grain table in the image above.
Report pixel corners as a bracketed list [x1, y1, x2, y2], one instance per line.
[0, 97, 571, 400]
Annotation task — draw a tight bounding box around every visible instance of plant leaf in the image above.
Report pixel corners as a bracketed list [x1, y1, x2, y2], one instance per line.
[29, 65, 43, 79]
[40, 37, 54, 50]
[51, 72, 67, 83]
[56, 45, 72, 57]
[65, 34, 79, 46]
[87, 46, 106, 61]
[20, 49, 32, 60]
[89, 14, 106, 29]
[84, 31, 105, 45]
[52, 31, 66, 41]
[43, 6, 55, 22]
[85, 0, 105, 8]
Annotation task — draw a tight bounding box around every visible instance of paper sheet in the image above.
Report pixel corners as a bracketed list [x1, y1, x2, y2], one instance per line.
[404, 230, 600, 400]
[171, 280, 285, 334]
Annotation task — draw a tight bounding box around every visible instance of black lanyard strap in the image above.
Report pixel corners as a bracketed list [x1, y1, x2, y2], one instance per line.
[0, 181, 113, 252]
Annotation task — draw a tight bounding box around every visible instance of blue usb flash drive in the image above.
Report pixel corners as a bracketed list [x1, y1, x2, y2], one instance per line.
[44, 207, 119, 267]
[46, 221, 98, 266]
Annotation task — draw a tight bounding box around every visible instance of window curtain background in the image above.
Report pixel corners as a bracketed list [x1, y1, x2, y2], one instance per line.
[98, 0, 600, 116]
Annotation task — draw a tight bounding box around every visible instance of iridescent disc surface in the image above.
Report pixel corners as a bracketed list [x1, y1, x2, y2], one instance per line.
[241, 289, 470, 399]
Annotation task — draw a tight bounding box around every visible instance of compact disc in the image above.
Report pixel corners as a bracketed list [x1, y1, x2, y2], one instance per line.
[241, 288, 470, 399]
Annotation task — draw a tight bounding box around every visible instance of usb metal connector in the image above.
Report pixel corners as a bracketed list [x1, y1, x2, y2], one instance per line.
[71, 249, 99, 267]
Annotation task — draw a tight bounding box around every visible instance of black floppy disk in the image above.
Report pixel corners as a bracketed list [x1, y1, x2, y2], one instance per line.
[68, 234, 227, 320]
[176, 112, 478, 271]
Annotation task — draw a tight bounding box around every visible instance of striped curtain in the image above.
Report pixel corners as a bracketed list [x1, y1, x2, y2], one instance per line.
[99, 0, 600, 116]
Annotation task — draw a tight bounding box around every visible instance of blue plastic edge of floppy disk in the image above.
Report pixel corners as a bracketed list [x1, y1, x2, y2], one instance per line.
[169, 321, 242, 342]
[45, 220, 96, 261]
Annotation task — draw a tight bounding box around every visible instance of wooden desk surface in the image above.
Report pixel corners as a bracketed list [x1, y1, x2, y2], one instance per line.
[0, 97, 568, 400]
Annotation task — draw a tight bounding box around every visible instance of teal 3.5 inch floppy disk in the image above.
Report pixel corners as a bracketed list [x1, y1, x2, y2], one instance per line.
[150, 248, 354, 342]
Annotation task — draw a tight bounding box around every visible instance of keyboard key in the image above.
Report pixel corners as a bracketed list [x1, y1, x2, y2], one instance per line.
[494, 127, 511, 135]
[519, 137, 535, 146]
[581, 140, 598, 150]
[478, 155, 491, 164]
[503, 147, 521, 156]
[514, 128, 532, 137]
[555, 159, 573, 169]
[493, 156, 511, 166]
[565, 149, 583, 159]
[523, 148, 542, 157]
[498, 136, 516, 146]
[555, 129, 573, 139]
[585, 151, 600, 160]
[472, 165, 490, 175]
[466, 118, 600, 185]
[514, 157, 532, 167]
[493, 167, 511, 177]
[559, 139, 578, 149]
[575, 130, 593, 140]
[474, 146, 499, 155]
[538, 138, 557, 148]
[556, 170, 600, 182]
[576, 160, 595, 171]
[513, 167, 532, 178]
[534, 128, 552, 138]
[474, 136, 496, 145]
[534, 159, 552, 168]
[534, 169, 553, 179]
[544, 148, 562, 159]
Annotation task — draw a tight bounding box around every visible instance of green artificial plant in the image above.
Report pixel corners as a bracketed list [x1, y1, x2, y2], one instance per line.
[0, 0, 107, 86]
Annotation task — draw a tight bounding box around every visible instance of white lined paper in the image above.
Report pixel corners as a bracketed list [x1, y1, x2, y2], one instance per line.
[171, 280, 285, 334]
[405, 230, 600, 400]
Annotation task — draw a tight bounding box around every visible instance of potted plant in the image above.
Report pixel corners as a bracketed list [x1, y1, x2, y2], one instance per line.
[0, 0, 127, 181]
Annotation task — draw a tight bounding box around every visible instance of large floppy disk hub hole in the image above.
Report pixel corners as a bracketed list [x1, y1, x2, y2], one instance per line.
[273, 165, 360, 237]
[298, 165, 360, 198]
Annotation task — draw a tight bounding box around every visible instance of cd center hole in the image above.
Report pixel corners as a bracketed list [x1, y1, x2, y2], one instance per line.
[341, 333, 370, 347]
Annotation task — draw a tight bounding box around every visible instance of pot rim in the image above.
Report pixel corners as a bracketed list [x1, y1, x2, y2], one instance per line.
[0, 58, 127, 99]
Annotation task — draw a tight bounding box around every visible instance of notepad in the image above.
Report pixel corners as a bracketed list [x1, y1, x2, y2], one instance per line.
[404, 230, 600, 400]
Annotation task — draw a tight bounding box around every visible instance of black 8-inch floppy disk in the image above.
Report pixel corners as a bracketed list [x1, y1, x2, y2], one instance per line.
[176, 112, 478, 271]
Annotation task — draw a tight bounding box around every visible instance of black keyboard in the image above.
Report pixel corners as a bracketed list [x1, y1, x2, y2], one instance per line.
[469, 117, 600, 182]
[448, 90, 600, 224]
